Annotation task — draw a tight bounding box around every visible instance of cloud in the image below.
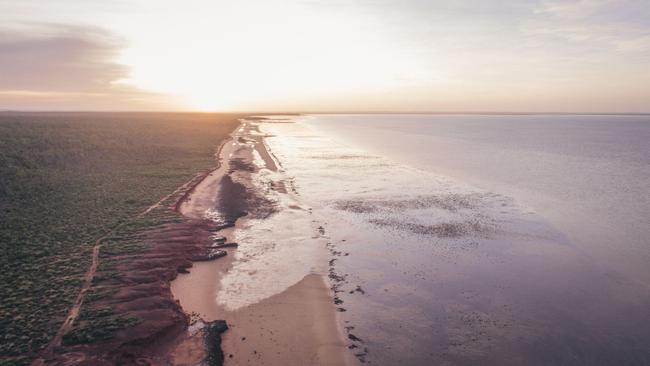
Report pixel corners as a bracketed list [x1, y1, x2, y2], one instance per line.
[0, 24, 180, 110]
[530, 0, 650, 47]
[0, 25, 128, 91]
[0, 2, 648, 112]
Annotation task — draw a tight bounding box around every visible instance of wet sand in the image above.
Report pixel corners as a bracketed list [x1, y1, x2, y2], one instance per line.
[173, 268, 352, 366]
[177, 137, 235, 220]
[170, 118, 353, 365]
[221, 274, 352, 366]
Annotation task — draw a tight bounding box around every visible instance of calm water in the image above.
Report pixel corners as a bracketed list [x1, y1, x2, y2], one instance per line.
[256, 114, 650, 365]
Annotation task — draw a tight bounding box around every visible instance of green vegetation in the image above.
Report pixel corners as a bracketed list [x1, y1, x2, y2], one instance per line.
[0, 112, 241, 364]
[62, 305, 140, 346]
[61, 314, 141, 346]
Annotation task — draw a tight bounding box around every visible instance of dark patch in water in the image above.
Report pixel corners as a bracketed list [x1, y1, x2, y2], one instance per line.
[237, 136, 256, 144]
[307, 154, 380, 160]
[216, 175, 276, 226]
[228, 157, 256, 173]
[334, 193, 480, 214]
[333, 200, 379, 214]
[369, 218, 488, 238]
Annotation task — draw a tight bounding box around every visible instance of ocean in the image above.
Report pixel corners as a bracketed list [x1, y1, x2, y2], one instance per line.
[224, 114, 650, 365]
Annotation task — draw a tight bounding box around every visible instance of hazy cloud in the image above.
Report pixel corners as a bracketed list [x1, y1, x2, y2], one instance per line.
[0, 25, 127, 91]
[0, 1, 648, 112]
[0, 24, 178, 110]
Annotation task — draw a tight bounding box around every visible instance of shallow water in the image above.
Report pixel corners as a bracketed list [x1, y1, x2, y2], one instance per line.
[253, 114, 650, 365]
[213, 119, 329, 311]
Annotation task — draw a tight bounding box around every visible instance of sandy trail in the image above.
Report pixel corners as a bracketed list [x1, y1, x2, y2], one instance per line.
[141, 171, 205, 216]
[33, 239, 103, 363]
[177, 137, 234, 219]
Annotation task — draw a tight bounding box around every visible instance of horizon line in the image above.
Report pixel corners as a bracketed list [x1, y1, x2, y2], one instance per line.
[2, 109, 650, 116]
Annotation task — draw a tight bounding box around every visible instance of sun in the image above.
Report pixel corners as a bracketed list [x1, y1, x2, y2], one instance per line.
[183, 94, 223, 112]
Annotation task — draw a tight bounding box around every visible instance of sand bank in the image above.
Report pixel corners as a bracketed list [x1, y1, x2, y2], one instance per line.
[171, 118, 354, 365]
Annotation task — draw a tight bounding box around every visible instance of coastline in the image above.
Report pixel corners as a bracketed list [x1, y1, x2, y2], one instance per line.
[174, 136, 233, 217]
[30, 117, 241, 366]
[170, 117, 355, 365]
[9, 112, 649, 365]
[31, 116, 353, 365]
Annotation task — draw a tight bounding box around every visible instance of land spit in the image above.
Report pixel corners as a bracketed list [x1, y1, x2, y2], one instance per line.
[36, 116, 353, 365]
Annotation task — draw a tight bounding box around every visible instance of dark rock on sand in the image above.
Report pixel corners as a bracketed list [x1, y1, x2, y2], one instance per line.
[192, 249, 227, 261]
[348, 333, 363, 342]
[219, 174, 275, 221]
[205, 320, 229, 366]
[210, 242, 238, 249]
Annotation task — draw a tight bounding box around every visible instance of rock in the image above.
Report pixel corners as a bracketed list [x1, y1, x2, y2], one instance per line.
[348, 333, 363, 342]
[177, 260, 193, 273]
[205, 320, 229, 366]
[191, 250, 227, 261]
[210, 242, 238, 249]
[177, 266, 190, 274]
[212, 236, 227, 243]
[209, 319, 229, 333]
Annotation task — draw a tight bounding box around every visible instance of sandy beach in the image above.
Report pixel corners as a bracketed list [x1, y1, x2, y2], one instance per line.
[170, 117, 354, 365]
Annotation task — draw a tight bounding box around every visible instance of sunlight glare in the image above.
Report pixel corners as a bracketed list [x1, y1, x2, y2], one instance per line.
[117, 0, 418, 111]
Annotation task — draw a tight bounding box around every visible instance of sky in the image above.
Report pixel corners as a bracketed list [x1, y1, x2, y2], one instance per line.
[1, 0, 649, 112]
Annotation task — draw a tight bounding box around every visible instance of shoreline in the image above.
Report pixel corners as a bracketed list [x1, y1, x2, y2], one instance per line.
[173, 136, 232, 216]
[32, 116, 353, 365]
[170, 117, 355, 365]
[31, 118, 241, 366]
